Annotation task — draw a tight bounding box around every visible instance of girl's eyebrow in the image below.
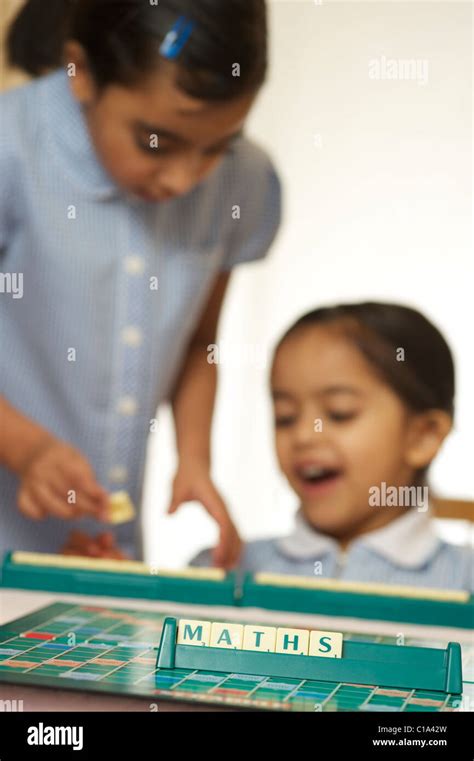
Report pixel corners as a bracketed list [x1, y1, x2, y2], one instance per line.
[272, 390, 296, 401]
[319, 386, 364, 397]
[135, 122, 244, 150]
[272, 386, 364, 400]
[135, 122, 185, 142]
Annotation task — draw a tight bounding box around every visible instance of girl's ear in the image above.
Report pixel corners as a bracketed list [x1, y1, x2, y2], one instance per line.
[404, 410, 453, 470]
[63, 41, 98, 106]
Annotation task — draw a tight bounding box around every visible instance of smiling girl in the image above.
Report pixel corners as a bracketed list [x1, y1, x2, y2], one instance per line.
[193, 303, 473, 591]
[0, 0, 281, 563]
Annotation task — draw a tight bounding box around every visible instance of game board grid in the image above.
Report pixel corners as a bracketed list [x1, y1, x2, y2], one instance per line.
[0, 603, 469, 712]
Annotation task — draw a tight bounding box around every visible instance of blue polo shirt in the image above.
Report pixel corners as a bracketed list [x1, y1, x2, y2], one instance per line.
[0, 70, 282, 558]
[192, 509, 474, 591]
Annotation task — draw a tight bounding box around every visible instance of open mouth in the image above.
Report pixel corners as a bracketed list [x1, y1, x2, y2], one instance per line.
[295, 464, 343, 493]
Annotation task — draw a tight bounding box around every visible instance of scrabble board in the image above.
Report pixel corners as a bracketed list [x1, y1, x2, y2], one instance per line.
[1, 602, 472, 712]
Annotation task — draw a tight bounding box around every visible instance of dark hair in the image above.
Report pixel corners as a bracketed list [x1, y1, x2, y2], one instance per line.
[278, 302, 455, 418]
[7, 0, 268, 100]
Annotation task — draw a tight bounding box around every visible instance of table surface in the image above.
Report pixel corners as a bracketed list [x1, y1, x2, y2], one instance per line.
[1, 588, 472, 712]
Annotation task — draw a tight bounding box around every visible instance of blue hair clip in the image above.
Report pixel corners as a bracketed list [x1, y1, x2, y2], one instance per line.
[159, 16, 196, 60]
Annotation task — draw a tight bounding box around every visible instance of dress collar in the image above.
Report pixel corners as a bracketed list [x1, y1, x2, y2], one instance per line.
[277, 510, 338, 559]
[277, 506, 441, 569]
[40, 69, 120, 201]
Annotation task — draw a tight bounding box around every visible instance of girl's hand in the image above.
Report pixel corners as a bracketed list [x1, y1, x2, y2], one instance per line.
[17, 437, 110, 522]
[61, 530, 129, 560]
[167, 461, 242, 570]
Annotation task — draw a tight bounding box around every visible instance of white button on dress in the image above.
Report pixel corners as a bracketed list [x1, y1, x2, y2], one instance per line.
[108, 466, 129, 484]
[124, 256, 146, 275]
[117, 397, 139, 416]
[121, 326, 143, 347]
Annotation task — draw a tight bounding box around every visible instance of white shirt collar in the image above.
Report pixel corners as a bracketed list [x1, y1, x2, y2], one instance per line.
[277, 507, 441, 569]
[42, 70, 120, 201]
[277, 510, 337, 559]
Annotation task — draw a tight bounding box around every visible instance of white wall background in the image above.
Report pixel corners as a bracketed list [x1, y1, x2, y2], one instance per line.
[143, 0, 473, 567]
